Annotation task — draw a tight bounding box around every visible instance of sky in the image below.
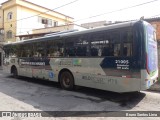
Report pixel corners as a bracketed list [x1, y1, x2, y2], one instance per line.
[1, 0, 160, 24]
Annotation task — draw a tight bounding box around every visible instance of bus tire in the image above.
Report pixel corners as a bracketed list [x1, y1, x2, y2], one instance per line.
[12, 67, 18, 78]
[60, 71, 74, 90]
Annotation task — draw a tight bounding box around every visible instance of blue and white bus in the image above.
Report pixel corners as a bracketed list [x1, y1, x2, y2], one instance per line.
[3, 20, 158, 93]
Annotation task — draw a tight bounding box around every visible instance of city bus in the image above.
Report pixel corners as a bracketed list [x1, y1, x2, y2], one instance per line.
[3, 20, 158, 93]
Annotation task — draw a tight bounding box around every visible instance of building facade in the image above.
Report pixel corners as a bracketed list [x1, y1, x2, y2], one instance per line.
[0, 0, 73, 43]
[32, 24, 86, 34]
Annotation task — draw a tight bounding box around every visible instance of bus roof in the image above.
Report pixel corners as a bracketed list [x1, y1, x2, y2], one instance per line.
[4, 20, 140, 46]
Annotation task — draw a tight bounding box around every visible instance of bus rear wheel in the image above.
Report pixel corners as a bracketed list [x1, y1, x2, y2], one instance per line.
[12, 67, 18, 78]
[60, 71, 74, 90]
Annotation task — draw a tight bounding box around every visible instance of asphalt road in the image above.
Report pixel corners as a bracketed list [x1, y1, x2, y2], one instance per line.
[0, 70, 160, 120]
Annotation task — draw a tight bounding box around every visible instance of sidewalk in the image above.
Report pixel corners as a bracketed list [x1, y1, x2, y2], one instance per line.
[148, 81, 160, 92]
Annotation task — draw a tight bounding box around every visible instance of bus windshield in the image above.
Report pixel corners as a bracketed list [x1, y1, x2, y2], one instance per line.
[146, 24, 158, 75]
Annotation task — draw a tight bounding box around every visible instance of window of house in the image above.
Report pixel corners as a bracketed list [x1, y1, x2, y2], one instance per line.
[7, 12, 13, 20]
[6, 30, 13, 39]
[38, 16, 53, 26]
[53, 21, 58, 27]
[48, 19, 52, 26]
[42, 18, 47, 24]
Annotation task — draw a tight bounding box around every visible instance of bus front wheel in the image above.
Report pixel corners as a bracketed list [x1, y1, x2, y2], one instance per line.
[60, 71, 74, 90]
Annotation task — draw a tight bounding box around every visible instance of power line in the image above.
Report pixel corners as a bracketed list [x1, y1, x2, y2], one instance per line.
[15, 14, 160, 36]
[4, 0, 160, 36]
[74, 0, 160, 23]
[1, 0, 78, 24]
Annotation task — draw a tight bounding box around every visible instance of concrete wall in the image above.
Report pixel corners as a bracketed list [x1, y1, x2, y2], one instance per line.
[16, 6, 66, 35]
[0, 8, 3, 29]
[16, 0, 73, 22]
[3, 6, 17, 42]
[32, 24, 86, 34]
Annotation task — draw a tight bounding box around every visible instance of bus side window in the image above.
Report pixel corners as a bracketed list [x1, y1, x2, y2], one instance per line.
[121, 30, 133, 57]
[46, 40, 64, 57]
[76, 47, 87, 56]
[91, 48, 98, 56]
[102, 47, 109, 56]
[90, 32, 105, 57]
[101, 31, 120, 57]
[65, 38, 76, 57]
[33, 42, 46, 57]
[114, 44, 120, 56]
[123, 47, 128, 56]
[65, 36, 89, 57]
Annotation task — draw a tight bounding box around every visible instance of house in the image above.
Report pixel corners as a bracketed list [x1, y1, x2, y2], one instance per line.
[0, 0, 74, 43]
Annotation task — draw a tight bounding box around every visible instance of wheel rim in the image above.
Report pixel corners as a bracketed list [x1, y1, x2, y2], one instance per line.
[60, 71, 74, 90]
[62, 75, 71, 87]
[13, 69, 17, 76]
